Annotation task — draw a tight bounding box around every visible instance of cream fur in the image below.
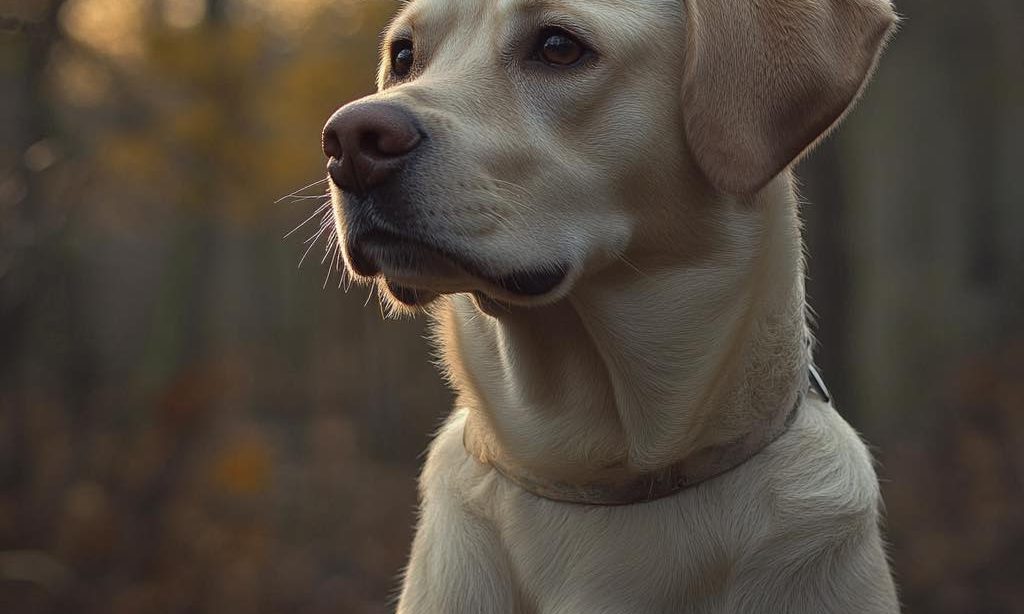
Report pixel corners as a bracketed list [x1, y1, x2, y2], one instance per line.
[323, 0, 901, 611]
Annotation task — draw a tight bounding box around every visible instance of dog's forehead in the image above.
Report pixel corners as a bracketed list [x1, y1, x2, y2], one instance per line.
[393, 0, 676, 40]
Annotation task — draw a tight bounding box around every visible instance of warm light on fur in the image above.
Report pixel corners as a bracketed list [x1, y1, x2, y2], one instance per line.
[325, 0, 901, 611]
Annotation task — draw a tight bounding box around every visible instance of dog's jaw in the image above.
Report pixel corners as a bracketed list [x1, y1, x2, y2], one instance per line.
[342, 224, 576, 308]
[333, 191, 584, 309]
[446, 173, 812, 478]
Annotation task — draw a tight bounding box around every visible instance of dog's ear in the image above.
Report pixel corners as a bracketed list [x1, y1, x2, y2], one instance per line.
[681, 0, 898, 194]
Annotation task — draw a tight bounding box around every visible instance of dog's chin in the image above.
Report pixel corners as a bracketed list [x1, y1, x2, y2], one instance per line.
[344, 230, 570, 311]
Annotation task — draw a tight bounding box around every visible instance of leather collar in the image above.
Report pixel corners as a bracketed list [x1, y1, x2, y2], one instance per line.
[463, 367, 830, 506]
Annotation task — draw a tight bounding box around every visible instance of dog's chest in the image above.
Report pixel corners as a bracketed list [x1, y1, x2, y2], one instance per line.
[400, 404, 887, 614]
[410, 412, 768, 614]
[492, 494, 738, 613]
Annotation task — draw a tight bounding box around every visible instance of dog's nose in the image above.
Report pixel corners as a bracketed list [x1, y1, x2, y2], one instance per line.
[322, 103, 422, 195]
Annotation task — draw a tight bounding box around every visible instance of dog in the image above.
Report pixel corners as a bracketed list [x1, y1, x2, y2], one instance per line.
[320, 0, 900, 611]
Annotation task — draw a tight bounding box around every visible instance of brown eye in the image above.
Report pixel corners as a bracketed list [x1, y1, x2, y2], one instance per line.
[391, 40, 414, 78]
[538, 29, 586, 66]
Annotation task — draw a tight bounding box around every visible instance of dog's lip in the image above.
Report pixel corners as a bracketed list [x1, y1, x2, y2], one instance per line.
[346, 228, 568, 304]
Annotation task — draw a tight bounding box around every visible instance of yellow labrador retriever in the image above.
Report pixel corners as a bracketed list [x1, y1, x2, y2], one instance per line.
[320, 0, 900, 611]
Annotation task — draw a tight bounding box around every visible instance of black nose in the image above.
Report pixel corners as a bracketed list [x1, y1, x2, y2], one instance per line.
[322, 103, 422, 195]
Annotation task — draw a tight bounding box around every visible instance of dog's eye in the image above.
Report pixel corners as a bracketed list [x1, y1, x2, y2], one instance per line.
[537, 28, 586, 67]
[391, 39, 415, 78]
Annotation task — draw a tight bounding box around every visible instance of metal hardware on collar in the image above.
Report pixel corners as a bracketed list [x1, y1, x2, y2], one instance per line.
[464, 369, 830, 507]
[809, 364, 831, 404]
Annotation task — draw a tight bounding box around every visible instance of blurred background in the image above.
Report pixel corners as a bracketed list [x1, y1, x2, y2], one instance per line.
[0, 0, 1020, 612]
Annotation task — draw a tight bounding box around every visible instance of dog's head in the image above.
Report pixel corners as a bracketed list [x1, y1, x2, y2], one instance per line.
[323, 0, 896, 311]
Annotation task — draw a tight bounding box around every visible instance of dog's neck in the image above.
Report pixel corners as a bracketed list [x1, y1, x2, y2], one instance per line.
[441, 174, 811, 480]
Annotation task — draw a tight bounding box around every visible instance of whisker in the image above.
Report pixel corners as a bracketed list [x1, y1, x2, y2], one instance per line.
[336, 249, 347, 290]
[489, 178, 538, 211]
[284, 202, 332, 239]
[377, 284, 388, 319]
[275, 178, 329, 204]
[481, 208, 517, 232]
[321, 233, 338, 265]
[489, 177, 532, 199]
[482, 183, 536, 227]
[342, 260, 354, 293]
[298, 223, 332, 268]
[304, 212, 334, 244]
[297, 241, 320, 270]
[617, 254, 651, 279]
[323, 260, 334, 289]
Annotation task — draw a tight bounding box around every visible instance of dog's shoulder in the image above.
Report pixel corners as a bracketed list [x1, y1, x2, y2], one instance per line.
[714, 396, 886, 568]
[710, 397, 883, 557]
[719, 400, 899, 612]
[765, 398, 884, 527]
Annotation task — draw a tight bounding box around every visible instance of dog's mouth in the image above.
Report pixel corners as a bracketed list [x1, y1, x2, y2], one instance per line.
[344, 228, 568, 308]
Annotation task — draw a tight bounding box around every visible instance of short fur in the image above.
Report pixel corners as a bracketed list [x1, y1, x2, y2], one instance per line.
[323, 0, 900, 611]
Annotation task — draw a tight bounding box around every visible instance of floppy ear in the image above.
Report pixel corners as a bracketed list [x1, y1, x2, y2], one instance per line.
[681, 0, 898, 194]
